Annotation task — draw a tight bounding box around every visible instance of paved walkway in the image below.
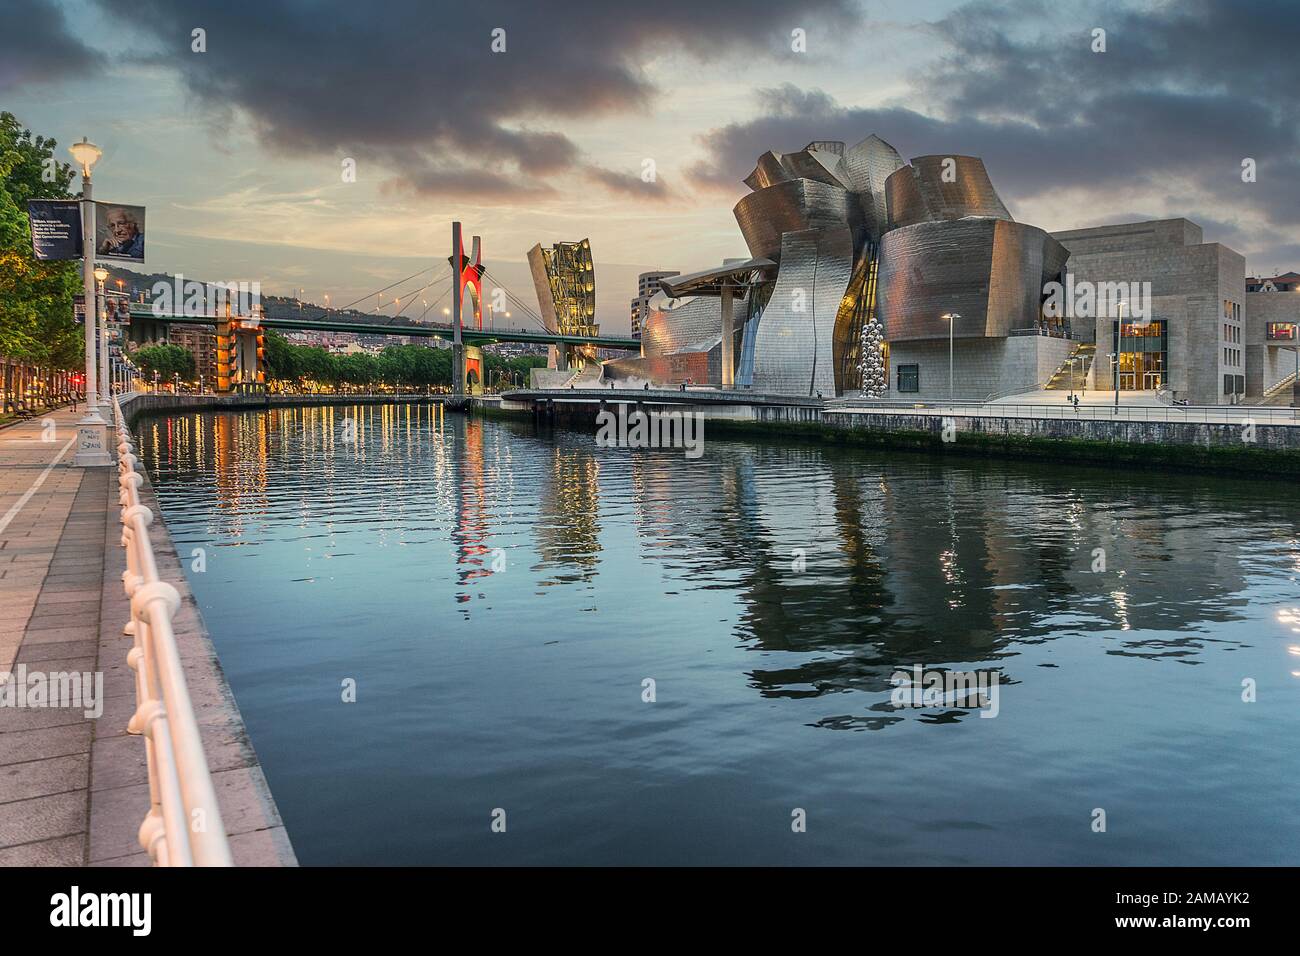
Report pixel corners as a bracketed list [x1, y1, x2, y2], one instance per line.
[0, 405, 295, 866]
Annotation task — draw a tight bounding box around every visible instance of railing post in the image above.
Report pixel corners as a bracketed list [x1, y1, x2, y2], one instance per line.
[111, 396, 234, 867]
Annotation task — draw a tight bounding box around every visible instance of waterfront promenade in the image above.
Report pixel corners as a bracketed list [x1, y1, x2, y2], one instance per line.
[0, 405, 294, 866]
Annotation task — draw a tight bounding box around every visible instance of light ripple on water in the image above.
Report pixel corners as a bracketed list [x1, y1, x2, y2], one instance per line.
[136, 404, 1300, 866]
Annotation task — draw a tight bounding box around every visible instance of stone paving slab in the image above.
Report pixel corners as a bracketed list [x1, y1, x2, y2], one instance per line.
[1, 406, 296, 867]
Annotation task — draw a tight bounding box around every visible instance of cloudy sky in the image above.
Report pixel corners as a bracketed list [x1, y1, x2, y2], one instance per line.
[3, 0, 1296, 333]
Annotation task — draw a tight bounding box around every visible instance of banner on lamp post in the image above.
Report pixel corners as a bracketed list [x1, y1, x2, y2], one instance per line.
[26, 199, 84, 260]
[94, 201, 146, 261]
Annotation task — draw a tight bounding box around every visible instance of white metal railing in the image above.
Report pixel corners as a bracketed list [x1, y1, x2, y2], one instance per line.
[112, 396, 233, 866]
[828, 398, 1300, 424]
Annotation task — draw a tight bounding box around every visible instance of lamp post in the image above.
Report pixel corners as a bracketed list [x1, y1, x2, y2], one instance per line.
[1114, 300, 1127, 415]
[70, 137, 112, 466]
[942, 313, 961, 404]
[94, 266, 110, 403]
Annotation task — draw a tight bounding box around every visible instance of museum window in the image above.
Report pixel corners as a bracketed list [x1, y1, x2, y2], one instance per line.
[1114, 319, 1167, 390]
[897, 364, 919, 393]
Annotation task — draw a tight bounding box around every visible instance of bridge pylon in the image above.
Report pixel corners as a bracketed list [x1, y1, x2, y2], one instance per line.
[215, 301, 266, 395]
[450, 221, 485, 397]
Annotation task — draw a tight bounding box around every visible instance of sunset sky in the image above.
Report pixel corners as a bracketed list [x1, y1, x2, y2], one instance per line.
[4, 0, 1296, 333]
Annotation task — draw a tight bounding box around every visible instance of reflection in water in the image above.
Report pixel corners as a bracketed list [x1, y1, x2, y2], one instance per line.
[136, 404, 1300, 865]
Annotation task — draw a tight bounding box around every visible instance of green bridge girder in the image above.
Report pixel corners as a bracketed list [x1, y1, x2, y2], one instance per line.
[124, 306, 641, 351]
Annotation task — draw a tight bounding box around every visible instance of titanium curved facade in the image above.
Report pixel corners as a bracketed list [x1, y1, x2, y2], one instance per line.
[885, 155, 1012, 229]
[878, 218, 1068, 341]
[608, 133, 1067, 398]
[641, 292, 724, 355]
[750, 227, 854, 396]
[734, 179, 865, 262]
[839, 134, 906, 239]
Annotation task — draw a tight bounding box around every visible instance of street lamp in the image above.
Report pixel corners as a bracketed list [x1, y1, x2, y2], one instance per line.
[941, 313, 961, 404]
[94, 267, 110, 402]
[1114, 300, 1127, 414]
[69, 137, 112, 465]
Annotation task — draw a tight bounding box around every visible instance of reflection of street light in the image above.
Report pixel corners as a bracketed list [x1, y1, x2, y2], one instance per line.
[941, 313, 961, 404]
[69, 137, 111, 464]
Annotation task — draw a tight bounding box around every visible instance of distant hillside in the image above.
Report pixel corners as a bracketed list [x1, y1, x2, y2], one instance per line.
[101, 265, 386, 324]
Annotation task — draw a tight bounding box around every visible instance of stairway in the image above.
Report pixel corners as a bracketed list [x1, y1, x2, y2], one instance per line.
[1044, 343, 1096, 390]
[1250, 371, 1298, 406]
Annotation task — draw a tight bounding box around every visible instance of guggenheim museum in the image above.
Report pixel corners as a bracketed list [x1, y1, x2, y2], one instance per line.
[590, 134, 1299, 406]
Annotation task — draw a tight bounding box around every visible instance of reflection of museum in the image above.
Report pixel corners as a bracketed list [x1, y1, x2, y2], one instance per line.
[603, 133, 1299, 405]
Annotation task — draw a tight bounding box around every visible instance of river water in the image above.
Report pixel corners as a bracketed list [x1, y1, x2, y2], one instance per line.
[135, 402, 1300, 865]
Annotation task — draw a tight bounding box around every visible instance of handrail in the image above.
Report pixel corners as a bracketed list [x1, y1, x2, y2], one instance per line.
[111, 395, 233, 866]
[828, 401, 1299, 424]
[1261, 370, 1298, 399]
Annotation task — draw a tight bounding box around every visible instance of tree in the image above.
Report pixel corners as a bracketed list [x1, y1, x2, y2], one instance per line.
[339, 351, 377, 386]
[263, 329, 301, 383]
[131, 344, 195, 380]
[859, 316, 887, 398]
[0, 112, 82, 371]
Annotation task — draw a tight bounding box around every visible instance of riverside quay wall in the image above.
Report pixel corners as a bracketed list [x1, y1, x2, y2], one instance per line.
[490, 389, 1300, 477]
[117, 390, 1300, 477]
[120, 391, 455, 425]
[810, 409, 1300, 474]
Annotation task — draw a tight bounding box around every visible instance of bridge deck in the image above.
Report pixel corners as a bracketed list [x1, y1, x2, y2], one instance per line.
[127, 307, 641, 350]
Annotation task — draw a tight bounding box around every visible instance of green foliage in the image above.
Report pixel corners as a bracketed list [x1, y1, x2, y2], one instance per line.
[131, 343, 195, 380]
[0, 112, 82, 369]
[260, 330, 545, 390]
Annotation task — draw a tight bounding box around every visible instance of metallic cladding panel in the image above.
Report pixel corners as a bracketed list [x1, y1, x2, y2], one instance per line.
[744, 151, 790, 192]
[526, 243, 559, 333]
[912, 155, 1012, 222]
[877, 218, 1061, 341]
[1041, 234, 1070, 283]
[781, 148, 850, 188]
[641, 294, 724, 358]
[750, 226, 853, 396]
[840, 134, 906, 239]
[733, 179, 864, 262]
[884, 166, 929, 230]
[886, 156, 1012, 229]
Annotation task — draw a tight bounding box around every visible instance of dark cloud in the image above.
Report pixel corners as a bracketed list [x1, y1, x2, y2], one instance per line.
[82, 0, 855, 200]
[0, 0, 106, 91]
[586, 164, 670, 201]
[688, 0, 1300, 263]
